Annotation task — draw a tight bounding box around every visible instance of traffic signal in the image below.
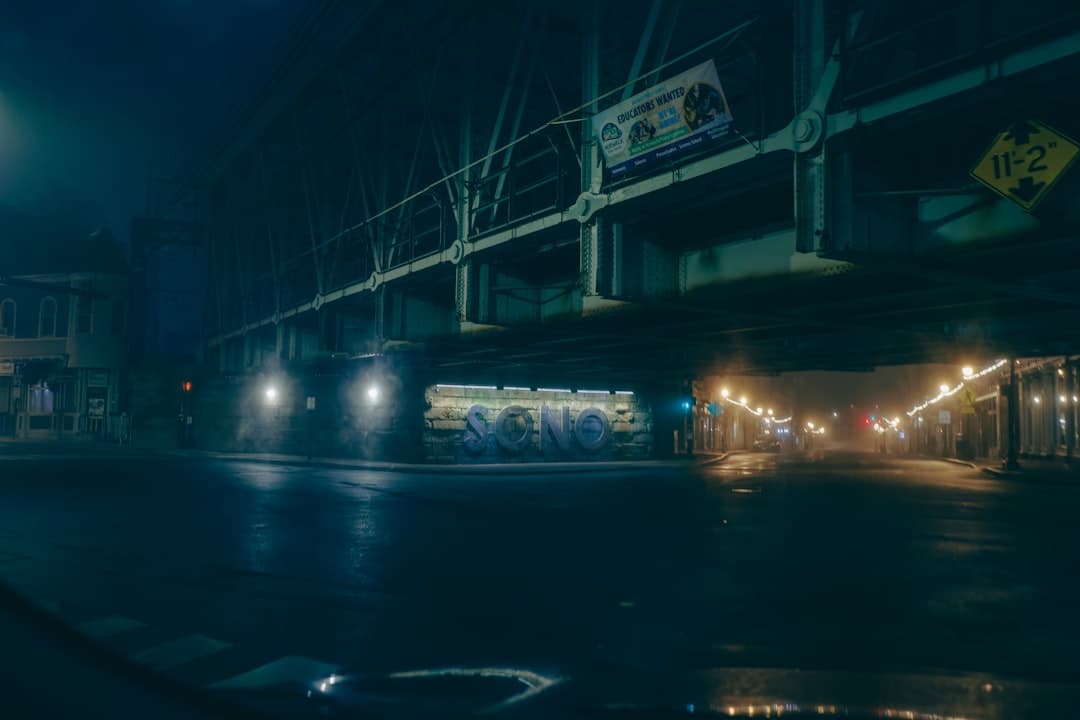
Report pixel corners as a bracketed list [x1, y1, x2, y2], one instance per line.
[182, 380, 193, 393]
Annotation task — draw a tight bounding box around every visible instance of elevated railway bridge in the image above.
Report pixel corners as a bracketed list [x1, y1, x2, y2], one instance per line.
[177, 0, 1080, 459]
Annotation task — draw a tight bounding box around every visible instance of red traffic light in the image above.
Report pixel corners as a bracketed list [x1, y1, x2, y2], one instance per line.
[182, 380, 193, 393]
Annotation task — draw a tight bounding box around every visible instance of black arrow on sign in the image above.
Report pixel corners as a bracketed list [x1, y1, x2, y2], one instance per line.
[1008, 176, 1045, 203]
[1004, 120, 1040, 146]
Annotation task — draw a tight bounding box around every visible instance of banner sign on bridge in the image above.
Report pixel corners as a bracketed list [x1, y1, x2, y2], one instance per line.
[595, 60, 734, 178]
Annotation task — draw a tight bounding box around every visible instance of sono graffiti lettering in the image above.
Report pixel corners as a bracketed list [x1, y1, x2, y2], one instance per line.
[464, 405, 611, 454]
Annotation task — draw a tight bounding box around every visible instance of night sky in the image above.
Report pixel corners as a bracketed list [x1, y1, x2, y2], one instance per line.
[1, 1, 305, 242]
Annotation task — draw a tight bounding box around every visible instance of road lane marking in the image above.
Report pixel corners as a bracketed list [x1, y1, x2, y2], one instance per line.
[208, 655, 340, 690]
[131, 634, 231, 671]
[78, 615, 146, 639]
[389, 667, 561, 714]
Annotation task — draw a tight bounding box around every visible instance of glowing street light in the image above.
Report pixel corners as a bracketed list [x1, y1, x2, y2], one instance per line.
[739, 396, 748, 405]
[806, 421, 815, 430]
[366, 384, 380, 403]
[832, 411, 838, 417]
[264, 385, 279, 405]
[720, 387, 730, 399]
[939, 383, 950, 393]
[756, 407, 763, 415]
[1033, 396, 1041, 404]
[767, 408, 774, 416]
[961, 366, 974, 378]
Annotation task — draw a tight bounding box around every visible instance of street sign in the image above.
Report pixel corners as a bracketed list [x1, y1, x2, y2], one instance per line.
[970, 120, 1079, 211]
[938, 410, 952, 425]
[959, 386, 977, 415]
[306, 396, 316, 411]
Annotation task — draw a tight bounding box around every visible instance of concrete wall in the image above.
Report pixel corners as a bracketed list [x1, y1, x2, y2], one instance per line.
[424, 385, 652, 463]
[189, 359, 427, 460]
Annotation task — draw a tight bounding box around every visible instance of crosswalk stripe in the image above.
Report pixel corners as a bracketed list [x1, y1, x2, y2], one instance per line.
[208, 656, 340, 690]
[131, 634, 231, 671]
[78, 615, 146, 639]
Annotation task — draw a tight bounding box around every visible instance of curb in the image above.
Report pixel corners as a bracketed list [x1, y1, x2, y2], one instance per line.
[698, 454, 729, 466]
[924, 456, 978, 469]
[979, 465, 1074, 484]
[697, 450, 748, 466]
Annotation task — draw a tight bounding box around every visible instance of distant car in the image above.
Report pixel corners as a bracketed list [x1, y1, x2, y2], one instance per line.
[753, 437, 781, 452]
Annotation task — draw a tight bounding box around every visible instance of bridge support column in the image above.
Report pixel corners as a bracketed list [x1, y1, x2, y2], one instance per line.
[456, 259, 505, 334]
[456, 260, 495, 329]
[286, 321, 297, 360]
[1006, 358, 1020, 470]
[577, 0, 623, 316]
[274, 322, 286, 361]
[579, 0, 601, 301]
[455, 261, 470, 325]
[646, 387, 682, 459]
[793, 0, 829, 253]
[1067, 359, 1075, 465]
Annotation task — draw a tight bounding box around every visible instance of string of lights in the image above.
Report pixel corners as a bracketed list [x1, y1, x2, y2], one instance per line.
[724, 396, 765, 416]
[718, 391, 794, 425]
[905, 359, 1007, 417]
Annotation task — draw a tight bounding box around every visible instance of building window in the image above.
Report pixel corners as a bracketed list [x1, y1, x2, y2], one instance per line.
[28, 383, 54, 414]
[0, 299, 14, 336]
[111, 300, 125, 337]
[53, 381, 75, 412]
[76, 295, 93, 334]
[28, 415, 52, 430]
[39, 297, 57, 337]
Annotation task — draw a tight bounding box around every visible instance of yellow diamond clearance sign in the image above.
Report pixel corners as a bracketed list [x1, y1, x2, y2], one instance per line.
[959, 385, 977, 415]
[970, 120, 1079, 211]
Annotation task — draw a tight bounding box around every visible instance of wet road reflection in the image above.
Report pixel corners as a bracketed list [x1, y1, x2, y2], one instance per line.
[0, 450, 1077, 706]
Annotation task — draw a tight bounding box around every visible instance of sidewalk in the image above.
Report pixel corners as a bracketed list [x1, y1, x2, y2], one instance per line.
[930, 452, 1080, 483]
[923, 454, 1080, 484]
[978, 456, 1080, 484]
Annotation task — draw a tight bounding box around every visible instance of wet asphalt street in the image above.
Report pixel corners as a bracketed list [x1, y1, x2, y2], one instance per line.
[0, 449, 1078, 698]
